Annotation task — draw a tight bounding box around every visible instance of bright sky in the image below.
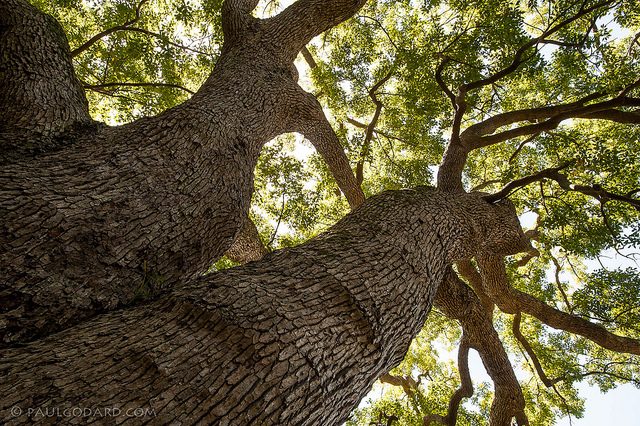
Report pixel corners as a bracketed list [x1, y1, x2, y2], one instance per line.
[268, 1, 640, 422]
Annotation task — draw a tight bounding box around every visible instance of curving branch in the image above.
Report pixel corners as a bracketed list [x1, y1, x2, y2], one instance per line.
[82, 81, 195, 95]
[484, 163, 640, 211]
[290, 89, 366, 208]
[435, 269, 528, 426]
[461, 0, 615, 93]
[265, 0, 368, 61]
[423, 337, 473, 426]
[476, 254, 640, 355]
[435, 57, 456, 107]
[512, 312, 564, 388]
[436, 0, 618, 192]
[470, 97, 640, 149]
[356, 70, 393, 185]
[70, 0, 149, 57]
[460, 92, 607, 141]
[379, 373, 418, 398]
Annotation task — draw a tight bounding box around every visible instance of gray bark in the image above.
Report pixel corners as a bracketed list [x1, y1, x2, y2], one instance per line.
[1, 188, 530, 425]
[0, 0, 365, 345]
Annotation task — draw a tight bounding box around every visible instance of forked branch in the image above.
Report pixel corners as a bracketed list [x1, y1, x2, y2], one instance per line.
[484, 163, 640, 211]
[476, 254, 640, 355]
[71, 0, 149, 57]
[356, 70, 393, 185]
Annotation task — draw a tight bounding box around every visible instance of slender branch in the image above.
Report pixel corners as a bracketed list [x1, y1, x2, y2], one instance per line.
[462, 0, 614, 93]
[346, 117, 408, 144]
[268, 192, 286, 248]
[513, 312, 564, 387]
[82, 81, 195, 95]
[549, 253, 573, 312]
[484, 162, 574, 203]
[379, 373, 418, 398]
[356, 15, 399, 50]
[71, 0, 149, 57]
[423, 338, 473, 426]
[104, 27, 213, 56]
[435, 58, 456, 107]
[301, 46, 318, 69]
[509, 133, 541, 163]
[356, 70, 393, 185]
[485, 162, 640, 211]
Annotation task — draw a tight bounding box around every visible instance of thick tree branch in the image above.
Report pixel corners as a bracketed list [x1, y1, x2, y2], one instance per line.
[265, 0, 368, 61]
[476, 254, 640, 355]
[0, 0, 91, 156]
[224, 215, 269, 264]
[436, 0, 617, 192]
[471, 97, 640, 149]
[435, 269, 528, 426]
[301, 46, 318, 69]
[291, 90, 366, 208]
[221, 0, 260, 41]
[461, 92, 607, 141]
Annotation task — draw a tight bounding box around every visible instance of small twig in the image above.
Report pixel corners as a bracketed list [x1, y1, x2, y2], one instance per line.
[82, 81, 195, 95]
[71, 0, 150, 57]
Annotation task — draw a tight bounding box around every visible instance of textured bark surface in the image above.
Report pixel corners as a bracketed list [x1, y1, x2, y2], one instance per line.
[0, 0, 365, 346]
[225, 215, 270, 263]
[0, 0, 92, 159]
[0, 188, 530, 425]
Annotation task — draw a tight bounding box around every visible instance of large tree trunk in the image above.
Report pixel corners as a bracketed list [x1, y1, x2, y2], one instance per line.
[1, 188, 530, 425]
[0, 0, 366, 345]
[0, 0, 538, 424]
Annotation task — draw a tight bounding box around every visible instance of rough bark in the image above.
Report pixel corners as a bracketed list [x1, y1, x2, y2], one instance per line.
[1, 188, 530, 425]
[435, 270, 528, 426]
[0, 0, 92, 160]
[0, 0, 365, 346]
[225, 215, 270, 263]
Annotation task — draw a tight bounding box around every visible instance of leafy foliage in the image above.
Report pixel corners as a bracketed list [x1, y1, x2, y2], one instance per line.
[43, 0, 640, 423]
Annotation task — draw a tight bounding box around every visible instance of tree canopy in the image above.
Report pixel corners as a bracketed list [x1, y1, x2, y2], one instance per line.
[8, 0, 640, 424]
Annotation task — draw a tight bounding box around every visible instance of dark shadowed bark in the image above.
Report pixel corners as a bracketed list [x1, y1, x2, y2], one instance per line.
[0, 0, 365, 345]
[1, 188, 530, 425]
[4, 0, 636, 424]
[0, 0, 92, 159]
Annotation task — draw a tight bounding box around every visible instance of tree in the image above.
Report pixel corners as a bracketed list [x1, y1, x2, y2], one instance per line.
[1, 0, 638, 425]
